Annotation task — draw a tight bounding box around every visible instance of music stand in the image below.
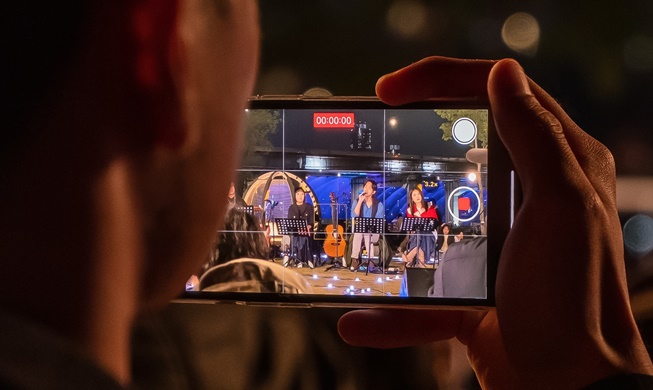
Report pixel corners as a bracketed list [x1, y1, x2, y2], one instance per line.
[275, 218, 310, 268]
[401, 217, 437, 268]
[353, 217, 385, 275]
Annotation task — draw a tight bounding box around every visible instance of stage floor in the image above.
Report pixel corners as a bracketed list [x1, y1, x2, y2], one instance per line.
[271, 256, 437, 297]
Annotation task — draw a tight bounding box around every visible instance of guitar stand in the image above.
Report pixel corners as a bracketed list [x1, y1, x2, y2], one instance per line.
[325, 256, 346, 271]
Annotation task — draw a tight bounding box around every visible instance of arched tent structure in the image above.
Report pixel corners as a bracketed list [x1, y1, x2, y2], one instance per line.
[243, 171, 321, 234]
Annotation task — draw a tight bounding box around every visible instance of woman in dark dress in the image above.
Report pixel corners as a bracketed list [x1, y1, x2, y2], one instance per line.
[287, 187, 315, 268]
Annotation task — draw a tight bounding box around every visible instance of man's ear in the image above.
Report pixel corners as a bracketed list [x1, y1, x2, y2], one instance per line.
[131, 0, 185, 151]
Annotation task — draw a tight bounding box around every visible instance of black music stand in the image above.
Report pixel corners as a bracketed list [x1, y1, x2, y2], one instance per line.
[276, 218, 311, 268]
[353, 217, 386, 275]
[401, 217, 437, 268]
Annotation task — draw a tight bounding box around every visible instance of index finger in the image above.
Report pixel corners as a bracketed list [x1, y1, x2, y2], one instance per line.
[375, 57, 496, 105]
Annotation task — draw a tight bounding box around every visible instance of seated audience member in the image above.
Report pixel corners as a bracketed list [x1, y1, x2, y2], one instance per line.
[435, 223, 455, 258]
[428, 237, 487, 298]
[200, 258, 312, 294]
[214, 208, 269, 266]
[201, 208, 312, 294]
[226, 181, 247, 211]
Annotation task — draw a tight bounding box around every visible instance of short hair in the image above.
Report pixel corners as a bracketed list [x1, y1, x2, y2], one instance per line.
[294, 187, 305, 195]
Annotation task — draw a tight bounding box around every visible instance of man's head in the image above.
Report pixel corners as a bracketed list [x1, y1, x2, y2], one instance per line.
[1, 0, 261, 311]
[1, 0, 261, 382]
[127, 0, 261, 307]
[363, 180, 377, 196]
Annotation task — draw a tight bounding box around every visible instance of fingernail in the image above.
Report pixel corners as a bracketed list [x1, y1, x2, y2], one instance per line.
[499, 59, 532, 96]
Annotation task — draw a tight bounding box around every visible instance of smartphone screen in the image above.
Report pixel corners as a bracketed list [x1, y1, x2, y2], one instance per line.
[183, 97, 512, 308]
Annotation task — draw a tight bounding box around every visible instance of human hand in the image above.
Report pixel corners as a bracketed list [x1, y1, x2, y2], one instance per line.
[338, 57, 653, 389]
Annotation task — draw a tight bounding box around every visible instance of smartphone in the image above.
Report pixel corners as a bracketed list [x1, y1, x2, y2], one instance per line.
[181, 96, 515, 309]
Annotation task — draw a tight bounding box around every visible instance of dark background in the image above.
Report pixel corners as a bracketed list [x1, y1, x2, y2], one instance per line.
[254, 0, 653, 176]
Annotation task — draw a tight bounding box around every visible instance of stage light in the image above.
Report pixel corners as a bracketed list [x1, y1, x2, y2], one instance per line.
[332, 275, 339, 280]
[350, 285, 355, 290]
[312, 274, 318, 279]
[468, 172, 477, 182]
[376, 277, 383, 283]
[355, 277, 360, 282]
[395, 275, 400, 279]
[388, 116, 398, 128]
[327, 283, 334, 289]
[367, 288, 371, 292]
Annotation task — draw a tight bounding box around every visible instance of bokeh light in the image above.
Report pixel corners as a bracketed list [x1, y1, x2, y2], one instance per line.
[501, 12, 540, 56]
[386, 0, 428, 40]
[624, 35, 653, 73]
[624, 214, 653, 257]
[257, 66, 303, 94]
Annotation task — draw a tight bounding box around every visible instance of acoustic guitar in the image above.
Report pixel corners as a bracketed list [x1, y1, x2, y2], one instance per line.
[324, 192, 346, 258]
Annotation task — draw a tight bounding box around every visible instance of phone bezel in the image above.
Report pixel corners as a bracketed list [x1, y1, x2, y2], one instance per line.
[179, 96, 513, 309]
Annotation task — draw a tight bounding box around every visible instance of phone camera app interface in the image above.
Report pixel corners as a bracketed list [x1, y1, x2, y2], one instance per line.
[191, 105, 489, 301]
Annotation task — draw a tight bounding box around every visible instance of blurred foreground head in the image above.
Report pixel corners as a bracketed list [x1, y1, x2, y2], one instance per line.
[0, 0, 260, 382]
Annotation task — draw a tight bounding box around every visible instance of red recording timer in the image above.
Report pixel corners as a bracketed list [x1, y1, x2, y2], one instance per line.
[313, 112, 355, 128]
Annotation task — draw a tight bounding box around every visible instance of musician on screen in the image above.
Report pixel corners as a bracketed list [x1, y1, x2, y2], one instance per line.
[349, 179, 385, 271]
[287, 187, 315, 269]
[404, 187, 439, 267]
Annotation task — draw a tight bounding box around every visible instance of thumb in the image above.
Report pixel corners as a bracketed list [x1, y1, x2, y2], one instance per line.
[488, 59, 577, 194]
